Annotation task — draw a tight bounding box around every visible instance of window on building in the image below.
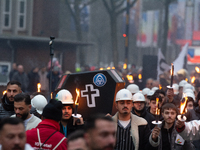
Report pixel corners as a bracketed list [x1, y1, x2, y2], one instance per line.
[2, 0, 12, 29]
[18, 0, 26, 30]
[0, 62, 11, 85]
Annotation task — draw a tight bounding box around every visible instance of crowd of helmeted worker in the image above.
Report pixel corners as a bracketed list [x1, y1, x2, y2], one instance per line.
[2, 61, 200, 150]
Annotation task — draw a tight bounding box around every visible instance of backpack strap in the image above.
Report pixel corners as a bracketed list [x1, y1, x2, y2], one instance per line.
[37, 128, 42, 147]
[52, 137, 66, 150]
[37, 129, 57, 149]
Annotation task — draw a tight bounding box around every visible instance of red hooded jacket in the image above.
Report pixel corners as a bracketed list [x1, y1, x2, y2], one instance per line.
[26, 119, 67, 150]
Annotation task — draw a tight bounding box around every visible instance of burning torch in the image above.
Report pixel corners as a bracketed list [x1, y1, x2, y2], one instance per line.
[72, 88, 82, 119]
[152, 98, 162, 125]
[138, 74, 142, 82]
[127, 74, 134, 83]
[170, 64, 174, 87]
[2, 90, 7, 95]
[195, 66, 200, 73]
[37, 83, 41, 92]
[74, 88, 80, 116]
[177, 93, 188, 121]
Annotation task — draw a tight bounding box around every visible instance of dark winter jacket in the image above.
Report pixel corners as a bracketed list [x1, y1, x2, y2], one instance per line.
[0, 94, 15, 120]
[146, 107, 163, 121]
[195, 106, 200, 119]
[132, 107, 155, 129]
[27, 71, 40, 93]
[185, 109, 199, 122]
[12, 72, 29, 92]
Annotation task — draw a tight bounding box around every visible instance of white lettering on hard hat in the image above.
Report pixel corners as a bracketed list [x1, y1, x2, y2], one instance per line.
[81, 84, 100, 107]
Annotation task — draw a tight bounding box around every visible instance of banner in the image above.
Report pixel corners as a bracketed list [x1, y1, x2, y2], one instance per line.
[173, 43, 189, 73]
[157, 49, 170, 79]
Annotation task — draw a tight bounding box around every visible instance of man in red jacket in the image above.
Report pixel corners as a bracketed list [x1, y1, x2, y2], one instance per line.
[26, 99, 67, 150]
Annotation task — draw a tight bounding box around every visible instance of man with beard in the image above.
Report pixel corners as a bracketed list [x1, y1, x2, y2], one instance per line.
[151, 103, 194, 150]
[0, 81, 22, 119]
[55, 89, 84, 137]
[132, 92, 155, 129]
[112, 89, 159, 150]
[12, 93, 41, 130]
[0, 117, 34, 150]
[84, 114, 116, 150]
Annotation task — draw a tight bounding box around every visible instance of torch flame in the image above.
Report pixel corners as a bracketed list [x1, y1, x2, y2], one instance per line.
[107, 67, 111, 70]
[99, 68, 104, 70]
[3, 90, 7, 95]
[123, 63, 127, 69]
[185, 78, 188, 82]
[159, 84, 162, 90]
[180, 94, 188, 114]
[191, 76, 195, 83]
[51, 92, 53, 99]
[155, 98, 160, 115]
[170, 63, 174, 75]
[126, 75, 133, 81]
[138, 74, 142, 80]
[112, 67, 115, 69]
[75, 88, 80, 105]
[37, 83, 41, 92]
[195, 67, 200, 73]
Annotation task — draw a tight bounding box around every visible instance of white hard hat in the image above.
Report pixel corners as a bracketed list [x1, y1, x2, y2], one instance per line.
[31, 95, 47, 114]
[133, 92, 145, 102]
[152, 87, 159, 91]
[115, 89, 133, 102]
[179, 80, 187, 87]
[147, 90, 155, 96]
[184, 88, 194, 93]
[126, 84, 139, 94]
[55, 89, 74, 104]
[173, 84, 179, 95]
[183, 83, 195, 92]
[182, 92, 195, 100]
[142, 88, 150, 96]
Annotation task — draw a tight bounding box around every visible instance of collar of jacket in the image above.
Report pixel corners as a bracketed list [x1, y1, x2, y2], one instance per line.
[112, 112, 147, 150]
[37, 119, 60, 131]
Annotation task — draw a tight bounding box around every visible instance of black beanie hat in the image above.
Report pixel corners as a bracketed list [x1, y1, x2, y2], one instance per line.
[42, 99, 63, 122]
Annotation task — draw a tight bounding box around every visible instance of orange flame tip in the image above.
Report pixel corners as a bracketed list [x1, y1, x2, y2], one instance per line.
[138, 74, 142, 80]
[75, 88, 80, 105]
[180, 94, 188, 114]
[3, 90, 7, 95]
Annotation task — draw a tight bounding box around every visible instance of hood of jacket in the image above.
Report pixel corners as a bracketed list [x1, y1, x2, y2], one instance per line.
[37, 119, 60, 131]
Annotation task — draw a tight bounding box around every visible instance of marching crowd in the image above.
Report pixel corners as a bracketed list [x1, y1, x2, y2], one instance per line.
[2, 62, 200, 150]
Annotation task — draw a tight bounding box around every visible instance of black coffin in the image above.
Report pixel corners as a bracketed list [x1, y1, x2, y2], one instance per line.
[55, 70, 125, 119]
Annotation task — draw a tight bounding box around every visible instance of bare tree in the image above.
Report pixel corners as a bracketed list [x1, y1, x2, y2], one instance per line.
[102, 0, 137, 67]
[161, 0, 176, 57]
[65, 0, 97, 66]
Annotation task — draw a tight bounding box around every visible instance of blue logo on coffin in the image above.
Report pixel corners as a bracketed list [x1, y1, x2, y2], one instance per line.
[93, 73, 107, 87]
